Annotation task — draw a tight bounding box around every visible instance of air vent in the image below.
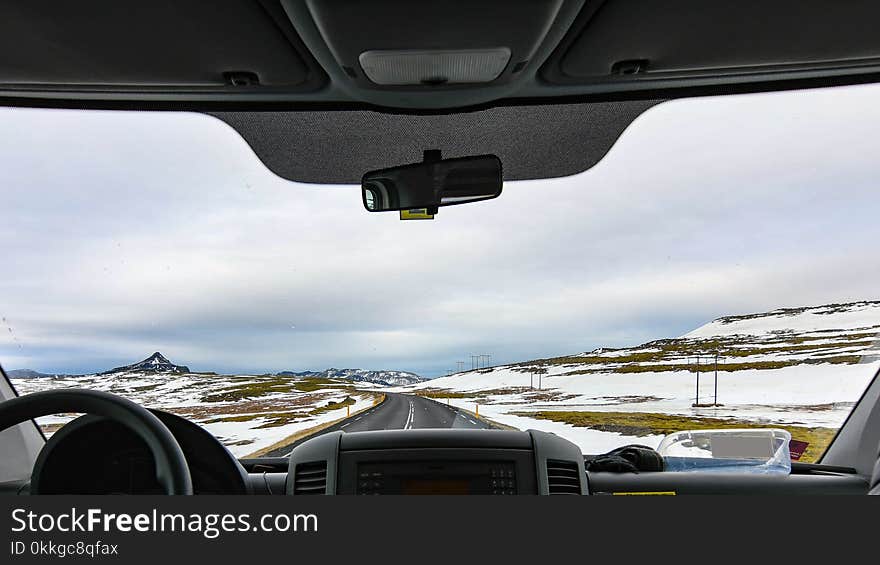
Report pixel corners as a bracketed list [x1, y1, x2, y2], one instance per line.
[292, 461, 328, 495]
[546, 459, 582, 495]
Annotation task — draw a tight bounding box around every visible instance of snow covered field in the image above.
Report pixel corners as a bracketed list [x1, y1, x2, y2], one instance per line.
[9, 301, 880, 459]
[403, 301, 880, 454]
[11, 371, 383, 457]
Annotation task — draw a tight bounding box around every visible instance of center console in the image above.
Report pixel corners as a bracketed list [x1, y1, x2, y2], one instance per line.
[286, 429, 587, 495]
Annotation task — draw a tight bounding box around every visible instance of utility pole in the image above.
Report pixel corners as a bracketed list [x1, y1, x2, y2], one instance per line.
[714, 351, 719, 406]
[694, 355, 700, 406]
[456, 361, 465, 373]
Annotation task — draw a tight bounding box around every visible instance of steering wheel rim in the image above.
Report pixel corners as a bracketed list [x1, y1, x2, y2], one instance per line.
[0, 389, 193, 495]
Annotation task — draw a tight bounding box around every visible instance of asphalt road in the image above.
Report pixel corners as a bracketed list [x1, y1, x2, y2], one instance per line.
[264, 393, 495, 457]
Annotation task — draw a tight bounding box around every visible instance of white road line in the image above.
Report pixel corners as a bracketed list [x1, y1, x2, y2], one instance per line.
[341, 422, 351, 428]
[355, 416, 362, 421]
[403, 399, 415, 429]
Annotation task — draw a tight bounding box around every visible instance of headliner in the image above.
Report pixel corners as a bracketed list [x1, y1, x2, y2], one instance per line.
[3, 1, 880, 183]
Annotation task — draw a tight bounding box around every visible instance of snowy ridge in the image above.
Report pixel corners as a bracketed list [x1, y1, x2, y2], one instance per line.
[686, 300, 880, 338]
[403, 301, 880, 455]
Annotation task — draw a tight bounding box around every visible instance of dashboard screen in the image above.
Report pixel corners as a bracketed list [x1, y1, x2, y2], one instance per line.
[401, 479, 471, 495]
[356, 460, 518, 495]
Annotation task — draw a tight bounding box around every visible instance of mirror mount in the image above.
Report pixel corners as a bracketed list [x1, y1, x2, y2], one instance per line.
[422, 148, 443, 164]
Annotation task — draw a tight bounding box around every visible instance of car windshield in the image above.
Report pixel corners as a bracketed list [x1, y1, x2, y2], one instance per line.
[3, 84, 879, 463]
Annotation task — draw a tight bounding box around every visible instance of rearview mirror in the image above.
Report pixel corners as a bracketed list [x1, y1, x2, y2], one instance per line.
[362, 152, 502, 214]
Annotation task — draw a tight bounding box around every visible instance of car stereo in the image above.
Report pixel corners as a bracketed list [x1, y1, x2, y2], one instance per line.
[355, 460, 519, 495]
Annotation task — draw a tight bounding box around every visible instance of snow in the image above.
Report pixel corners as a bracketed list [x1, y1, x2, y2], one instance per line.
[200, 395, 377, 457]
[10, 302, 880, 457]
[686, 301, 880, 338]
[401, 301, 880, 455]
[14, 370, 384, 457]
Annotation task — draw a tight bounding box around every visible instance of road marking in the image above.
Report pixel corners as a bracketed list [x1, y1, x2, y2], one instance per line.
[355, 416, 362, 421]
[341, 422, 351, 428]
[403, 399, 415, 429]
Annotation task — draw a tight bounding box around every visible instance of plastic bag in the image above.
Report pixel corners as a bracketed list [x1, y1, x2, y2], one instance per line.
[657, 428, 792, 474]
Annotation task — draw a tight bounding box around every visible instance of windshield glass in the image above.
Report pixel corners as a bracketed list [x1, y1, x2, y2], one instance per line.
[3, 84, 879, 462]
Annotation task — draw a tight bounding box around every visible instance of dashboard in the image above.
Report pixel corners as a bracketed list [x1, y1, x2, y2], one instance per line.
[286, 429, 587, 495]
[27, 411, 868, 496]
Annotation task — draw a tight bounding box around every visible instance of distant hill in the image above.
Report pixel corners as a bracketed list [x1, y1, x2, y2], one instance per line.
[100, 352, 190, 375]
[418, 300, 880, 389]
[402, 300, 880, 460]
[6, 368, 56, 378]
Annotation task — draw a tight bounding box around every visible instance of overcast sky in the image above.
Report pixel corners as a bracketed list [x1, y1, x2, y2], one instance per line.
[2, 84, 879, 377]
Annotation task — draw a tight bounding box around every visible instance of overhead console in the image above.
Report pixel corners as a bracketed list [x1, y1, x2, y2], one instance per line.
[3, 0, 880, 109]
[542, 0, 880, 88]
[279, 0, 586, 108]
[286, 429, 588, 495]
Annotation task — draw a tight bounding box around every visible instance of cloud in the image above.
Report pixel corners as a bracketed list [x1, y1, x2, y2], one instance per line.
[2, 83, 880, 376]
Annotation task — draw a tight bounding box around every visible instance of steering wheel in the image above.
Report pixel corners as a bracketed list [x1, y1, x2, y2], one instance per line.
[0, 389, 193, 495]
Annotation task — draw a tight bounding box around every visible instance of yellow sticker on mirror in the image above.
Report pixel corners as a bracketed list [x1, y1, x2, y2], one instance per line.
[400, 209, 434, 220]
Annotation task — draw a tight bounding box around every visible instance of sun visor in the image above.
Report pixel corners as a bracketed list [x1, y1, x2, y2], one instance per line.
[0, 0, 324, 90]
[544, 0, 880, 85]
[208, 99, 662, 184]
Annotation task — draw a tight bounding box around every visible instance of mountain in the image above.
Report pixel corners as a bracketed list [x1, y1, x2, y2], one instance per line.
[6, 369, 54, 378]
[421, 300, 880, 386]
[413, 301, 880, 414]
[408, 300, 880, 455]
[100, 352, 190, 375]
[7, 350, 423, 386]
[277, 368, 424, 386]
